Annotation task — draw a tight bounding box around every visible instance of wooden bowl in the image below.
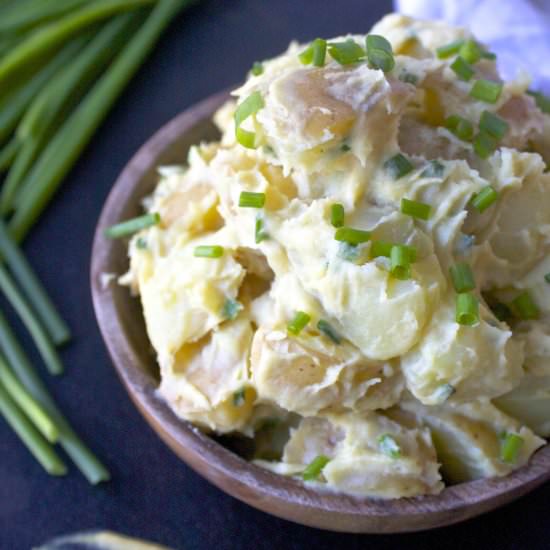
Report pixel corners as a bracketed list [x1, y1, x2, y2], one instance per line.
[90, 89, 550, 533]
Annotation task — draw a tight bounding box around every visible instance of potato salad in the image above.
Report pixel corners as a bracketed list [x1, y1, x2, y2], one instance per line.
[120, 14, 550, 498]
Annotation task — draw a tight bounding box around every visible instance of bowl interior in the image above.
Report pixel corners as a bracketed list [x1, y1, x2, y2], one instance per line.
[91, 90, 550, 534]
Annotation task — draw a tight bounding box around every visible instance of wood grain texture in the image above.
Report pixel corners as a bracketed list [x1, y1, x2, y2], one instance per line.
[90, 89, 550, 533]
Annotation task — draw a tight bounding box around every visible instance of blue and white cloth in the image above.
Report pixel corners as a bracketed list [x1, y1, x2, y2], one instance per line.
[395, 0, 550, 93]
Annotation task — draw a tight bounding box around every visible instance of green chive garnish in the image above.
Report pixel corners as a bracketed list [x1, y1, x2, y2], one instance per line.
[302, 454, 330, 481]
[330, 203, 345, 228]
[450, 262, 476, 293]
[527, 90, 550, 114]
[420, 160, 446, 178]
[384, 153, 414, 179]
[470, 79, 503, 103]
[456, 292, 479, 325]
[479, 111, 509, 140]
[481, 51, 497, 60]
[328, 39, 366, 65]
[459, 40, 483, 64]
[287, 311, 311, 336]
[239, 191, 266, 208]
[194, 245, 224, 258]
[317, 320, 341, 344]
[436, 39, 464, 59]
[340, 143, 351, 152]
[234, 91, 264, 149]
[471, 185, 498, 212]
[445, 115, 474, 142]
[299, 38, 327, 67]
[255, 216, 269, 243]
[390, 245, 411, 280]
[401, 198, 431, 221]
[473, 131, 498, 159]
[251, 61, 264, 76]
[370, 241, 417, 262]
[222, 299, 242, 320]
[545, 273, 550, 284]
[334, 227, 371, 245]
[512, 291, 540, 320]
[378, 434, 401, 459]
[500, 432, 524, 464]
[450, 56, 474, 81]
[105, 213, 160, 239]
[366, 34, 395, 73]
[233, 388, 246, 407]
[399, 72, 418, 85]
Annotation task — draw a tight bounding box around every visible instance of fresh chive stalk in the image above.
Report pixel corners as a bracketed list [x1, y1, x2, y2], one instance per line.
[194, 245, 224, 258]
[330, 203, 345, 228]
[384, 153, 413, 179]
[0, 309, 109, 483]
[334, 226, 371, 245]
[10, 0, 192, 242]
[479, 111, 508, 140]
[0, 356, 59, 442]
[105, 213, 160, 238]
[0, 221, 70, 346]
[473, 131, 498, 159]
[450, 56, 474, 81]
[0, 378, 67, 476]
[471, 185, 498, 212]
[459, 40, 483, 64]
[370, 241, 417, 262]
[436, 39, 464, 59]
[328, 39, 365, 65]
[287, 311, 311, 336]
[500, 432, 524, 464]
[238, 191, 265, 208]
[234, 92, 264, 149]
[302, 454, 330, 481]
[0, 265, 63, 375]
[366, 34, 395, 72]
[401, 198, 431, 220]
[254, 216, 268, 243]
[251, 61, 263, 76]
[445, 115, 474, 141]
[512, 291, 539, 320]
[470, 79, 503, 103]
[390, 245, 411, 280]
[0, 139, 18, 173]
[420, 160, 445, 178]
[456, 292, 479, 325]
[299, 38, 327, 67]
[449, 262, 476, 293]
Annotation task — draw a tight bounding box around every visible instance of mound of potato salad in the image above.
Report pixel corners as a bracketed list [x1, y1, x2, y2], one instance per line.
[120, 14, 550, 498]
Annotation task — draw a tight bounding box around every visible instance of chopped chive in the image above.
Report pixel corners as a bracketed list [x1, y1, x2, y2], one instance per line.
[436, 39, 464, 59]
[222, 299, 242, 320]
[302, 454, 330, 481]
[378, 434, 401, 459]
[471, 185, 498, 212]
[317, 319, 341, 344]
[340, 143, 351, 152]
[328, 39, 365, 65]
[545, 273, 550, 284]
[330, 203, 345, 228]
[299, 45, 313, 64]
[481, 51, 497, 60]
[105, 212, 160, 238]
[370, 241, 417, 262]
[239, 191, 266, 208]
[445, 115, 474, 141]
[491, 302, 512, 322]
[456, 292, 479, 325]
[527, 90, 550, 114]
[473, 131, 498, 159]
[479, 111, 509, 140]
[390, 245, 411, 280]
[420, 160, 445, 178]
[251, 61, 264, 76]
[334, 226, 371, 245]
[401, 198, 431, 221]
[459, 40, 483, 64]
[470, 79, 503, 103]
[512, 291, 540, 320]
[233, 387, 246, 407]
[399, 71, 418, 85]
[434, 383, 455, 404]
[136, 237, 147, 250]
[193, 245, 224, 258]
[450, 56, 474, 81]
[234, 91, 264, 149]
[500, 432, 524, 464]
[366, 34, 395, 72]
[287, 311, 311, 335]
[299, 38, 327, 67]
[449, 262, 476, 292]
[255, 216, 268, 243]
[384, 153, 414, 179]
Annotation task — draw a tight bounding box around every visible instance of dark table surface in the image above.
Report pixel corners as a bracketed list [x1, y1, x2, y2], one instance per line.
[2, 1, 549, 549]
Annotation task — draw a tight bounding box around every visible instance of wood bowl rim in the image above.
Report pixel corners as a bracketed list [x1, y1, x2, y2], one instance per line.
[90, 89, 550, 533]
